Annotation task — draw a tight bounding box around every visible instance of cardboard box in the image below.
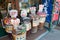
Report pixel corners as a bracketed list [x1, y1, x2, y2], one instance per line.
[12, 33, 26, 40]
[5, 25, 14, 33]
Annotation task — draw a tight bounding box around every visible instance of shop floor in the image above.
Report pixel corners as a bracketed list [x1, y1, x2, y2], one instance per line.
[27, 29, 46, 40]
[40, 29, 60, 40]
[55, 26, 60, 30]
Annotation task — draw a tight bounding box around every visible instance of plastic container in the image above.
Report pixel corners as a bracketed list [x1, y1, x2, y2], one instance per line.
[33, 20, 39, 27]
[38, 16, 46, 30]
[31, 15, 39, 33]
[37, 11, 47, 23]
[12, 25, 26, 35]
[24, 22, 31, 31]
[37, 13, 47, 30]
[23, 17, 31, 31]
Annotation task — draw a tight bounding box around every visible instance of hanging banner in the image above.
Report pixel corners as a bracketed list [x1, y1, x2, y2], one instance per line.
[52, 13, 59, 22]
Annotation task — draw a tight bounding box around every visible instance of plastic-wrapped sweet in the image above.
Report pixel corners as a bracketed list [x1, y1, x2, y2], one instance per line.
[38, 4, 44, 12]
[37, 12, 48, 23]
[23, 17, 31, 21]
[29, 7, 36, 14]
[30, 15, 39, 27]
[23, 17, 31, 31]
[4, 17, 11, 25]
[9, 10, 18, 18]
[10, 18, 20, 27]
[21, 9, 27, 17]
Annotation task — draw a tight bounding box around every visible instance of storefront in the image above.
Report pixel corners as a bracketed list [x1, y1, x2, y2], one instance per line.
[1, 0, 60, 40]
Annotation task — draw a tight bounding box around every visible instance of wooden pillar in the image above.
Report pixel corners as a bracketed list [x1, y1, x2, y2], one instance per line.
[11, 0, 15, 9]
[11, 0, 19, 13]
[15, 0, 19, 11]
